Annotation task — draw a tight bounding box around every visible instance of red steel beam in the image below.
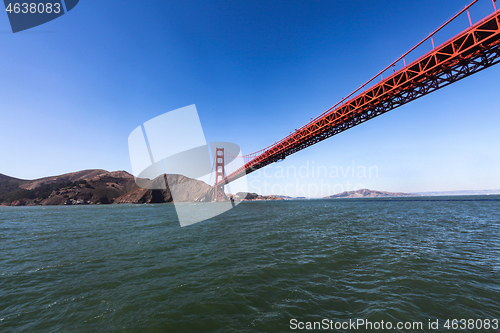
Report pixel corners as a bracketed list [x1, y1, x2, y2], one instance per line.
[218, 1, 500, 186]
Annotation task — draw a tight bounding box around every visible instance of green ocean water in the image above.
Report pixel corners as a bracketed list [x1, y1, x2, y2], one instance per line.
[1, 197, 500, 332]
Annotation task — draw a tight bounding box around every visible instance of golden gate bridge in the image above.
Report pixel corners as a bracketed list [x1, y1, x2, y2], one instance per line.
[214, 0, 500, 201]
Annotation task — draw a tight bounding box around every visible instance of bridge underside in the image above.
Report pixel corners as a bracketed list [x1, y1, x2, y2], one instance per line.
[219, 8, 500, 186]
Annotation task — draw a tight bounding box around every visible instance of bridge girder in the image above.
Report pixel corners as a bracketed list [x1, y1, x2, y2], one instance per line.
[219, 6, 500, 186]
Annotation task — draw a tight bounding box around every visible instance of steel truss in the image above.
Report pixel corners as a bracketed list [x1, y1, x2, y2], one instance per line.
[220, 4, 500, 186]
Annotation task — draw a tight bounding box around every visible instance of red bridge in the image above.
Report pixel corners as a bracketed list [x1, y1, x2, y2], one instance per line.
[214, 0, 500, 200]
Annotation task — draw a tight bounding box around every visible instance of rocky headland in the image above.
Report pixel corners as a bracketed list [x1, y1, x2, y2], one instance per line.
[0, 170, 211, 206]
[0, 170, 290, 206]
[1, 171, 415, 206]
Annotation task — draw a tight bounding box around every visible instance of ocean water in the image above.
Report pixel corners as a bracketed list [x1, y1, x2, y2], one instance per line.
[1, 196, 499, 332]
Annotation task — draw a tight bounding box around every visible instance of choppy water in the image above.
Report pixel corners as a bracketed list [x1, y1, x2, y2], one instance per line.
[1, 196, 500, 332]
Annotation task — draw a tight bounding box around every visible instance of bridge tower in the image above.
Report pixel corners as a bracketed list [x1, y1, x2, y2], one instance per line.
[214, 148, 226, 201]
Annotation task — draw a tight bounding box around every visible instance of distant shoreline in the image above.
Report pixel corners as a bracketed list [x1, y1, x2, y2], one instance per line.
[2, 193, 500, 208]
[2, 169, 499, 206]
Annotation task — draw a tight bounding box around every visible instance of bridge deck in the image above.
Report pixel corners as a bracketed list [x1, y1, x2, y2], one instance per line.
[218, 1, 500, 186]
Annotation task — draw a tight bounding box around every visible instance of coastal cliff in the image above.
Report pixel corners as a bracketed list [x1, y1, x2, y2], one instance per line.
[0, 170, 211, 206]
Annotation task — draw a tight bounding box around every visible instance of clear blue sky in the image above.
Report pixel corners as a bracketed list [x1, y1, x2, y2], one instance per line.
[1, 0, 499, 196]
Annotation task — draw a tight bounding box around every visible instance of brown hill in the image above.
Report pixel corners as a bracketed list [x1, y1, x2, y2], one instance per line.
[114, 174, 211, 204]
[0, 170, 212, 206]
[324, 189, 415, 199]
[18, 169, 112, 190]
[0, 173, 28, 196]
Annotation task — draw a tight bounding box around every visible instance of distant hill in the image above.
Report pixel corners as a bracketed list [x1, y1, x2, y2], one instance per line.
[324, 189, 416, 199]
[414, 189, 500, 196]
[0, 170, 211, 206]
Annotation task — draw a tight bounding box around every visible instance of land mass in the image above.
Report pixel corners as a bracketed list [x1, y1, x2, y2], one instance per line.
[0, 170, 213, 206]
[414, 189, 500, 196]
[229, 192, 286, 201]
[324, 189, 416, 199]
[2, 170, 495, 206]
[0, 170, 287, 206]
